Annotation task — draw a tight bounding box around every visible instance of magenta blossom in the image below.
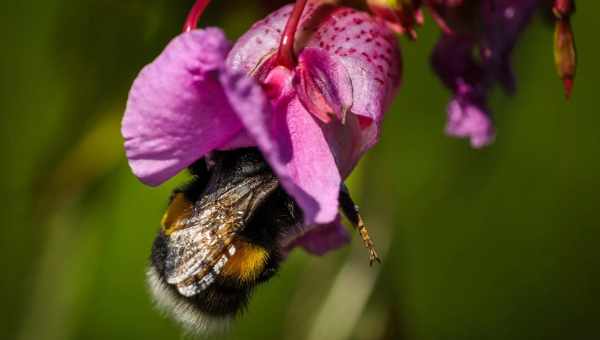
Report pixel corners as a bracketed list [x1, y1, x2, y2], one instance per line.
[430, 0, 540, 148]
[367, 0, 576, 147]
[122, 2, 401, 254]
[431, 34, 496, 148]
[445, 81, 495, 148]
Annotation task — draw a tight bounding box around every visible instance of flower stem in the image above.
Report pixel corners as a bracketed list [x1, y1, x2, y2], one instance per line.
[277, 0, 308, 69]
[183, 0, 212, 33]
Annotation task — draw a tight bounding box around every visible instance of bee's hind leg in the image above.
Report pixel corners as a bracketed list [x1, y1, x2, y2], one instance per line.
[339, 185, 381, 266]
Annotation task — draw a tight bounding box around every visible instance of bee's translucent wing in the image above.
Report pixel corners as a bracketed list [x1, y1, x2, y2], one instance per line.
[162, 175, 278, 297]
[163, 205, 241, 296]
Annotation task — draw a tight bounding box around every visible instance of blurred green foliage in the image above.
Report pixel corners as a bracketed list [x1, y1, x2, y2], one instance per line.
[1, 1, 598, 340]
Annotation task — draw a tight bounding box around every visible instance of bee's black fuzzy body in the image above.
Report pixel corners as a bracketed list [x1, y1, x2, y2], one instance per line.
[147, 148, 302, 332]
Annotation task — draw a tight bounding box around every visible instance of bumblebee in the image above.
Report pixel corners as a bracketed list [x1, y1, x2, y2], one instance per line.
[147, 148, 379, 333]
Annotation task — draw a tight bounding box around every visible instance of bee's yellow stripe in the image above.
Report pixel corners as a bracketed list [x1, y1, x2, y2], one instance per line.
[161, 193, 193, 236]
[222, 241, 269, 283]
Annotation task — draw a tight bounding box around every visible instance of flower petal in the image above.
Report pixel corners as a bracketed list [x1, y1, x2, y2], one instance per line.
[221, 3, 399, 225]
[480, 0, 539, 93]
[271, 98, 342, 225]
[218, 67, 286, 168]
[225, 4, 293, 77]
[432, 34, 496, 148]
[227, 3, 402, 122]
[302, 6, 402, 123]
[321, 113, 378, 178]
[283, 216, 350, 256]
[446, 84, 495, 148]
[122, 28, 244, 185]
[294, 47, 353, 123]
[431, 34, 483, 91]
[222, 64, 341, 225]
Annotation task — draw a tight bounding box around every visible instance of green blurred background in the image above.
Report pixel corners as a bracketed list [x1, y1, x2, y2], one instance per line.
[1, 1, 598, 339]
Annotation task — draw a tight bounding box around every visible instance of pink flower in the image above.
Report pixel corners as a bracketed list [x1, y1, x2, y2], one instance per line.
[122, 2, 401, 254]
[367, 0, 575, 147]
[430, 0, 539, 147]
[445, 81, 495, 148]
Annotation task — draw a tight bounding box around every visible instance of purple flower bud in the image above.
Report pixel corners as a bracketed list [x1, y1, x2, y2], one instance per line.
[430, 0, 540, 147]
[446, 82, 495, 148]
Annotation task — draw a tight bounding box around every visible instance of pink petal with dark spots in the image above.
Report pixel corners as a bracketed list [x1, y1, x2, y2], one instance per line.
[225, 4, 293, 77]
[227, 2, 402, 123]
[302, 5, 402, 123]
[294, 47, 353, 123]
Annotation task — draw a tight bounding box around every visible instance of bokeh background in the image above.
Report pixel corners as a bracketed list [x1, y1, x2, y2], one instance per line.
[1, 1, 598, 339]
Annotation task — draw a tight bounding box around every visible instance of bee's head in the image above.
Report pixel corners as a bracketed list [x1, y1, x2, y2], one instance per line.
[147, 148, 302, 333]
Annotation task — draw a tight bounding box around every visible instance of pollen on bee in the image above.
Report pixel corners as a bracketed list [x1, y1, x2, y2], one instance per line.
[221, 240, 269, 283]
